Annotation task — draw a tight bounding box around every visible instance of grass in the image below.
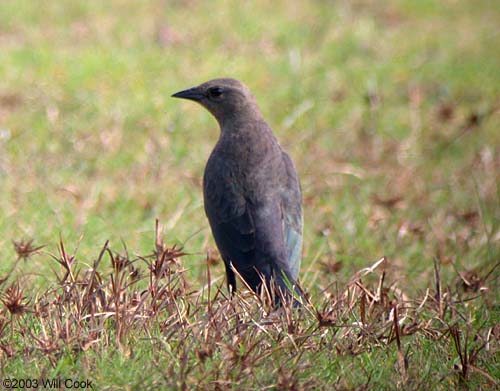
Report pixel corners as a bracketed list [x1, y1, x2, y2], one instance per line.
[0, 0, 499, 389]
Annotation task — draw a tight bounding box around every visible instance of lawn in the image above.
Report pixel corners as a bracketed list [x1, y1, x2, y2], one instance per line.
[0, 0, 499, 390]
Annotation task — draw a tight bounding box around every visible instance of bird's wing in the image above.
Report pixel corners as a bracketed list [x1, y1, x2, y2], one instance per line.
[280, 151, 303, 281]
[204, 151, 302, 293]
[203, 157, 257, 289]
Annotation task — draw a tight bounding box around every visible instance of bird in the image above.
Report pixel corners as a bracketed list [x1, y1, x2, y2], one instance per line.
[172, 78, 302, 303]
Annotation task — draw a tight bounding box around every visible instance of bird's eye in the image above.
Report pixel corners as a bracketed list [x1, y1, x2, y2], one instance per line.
[208, 87, 224, 99]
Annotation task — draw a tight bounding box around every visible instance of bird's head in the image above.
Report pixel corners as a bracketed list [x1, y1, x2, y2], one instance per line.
[172, 78, 261, 126]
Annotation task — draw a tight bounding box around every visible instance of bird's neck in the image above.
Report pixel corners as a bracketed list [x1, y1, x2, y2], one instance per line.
[219, 112, 269, 139]
[216, 103, 262, 129]
[216, 116, 280, 168]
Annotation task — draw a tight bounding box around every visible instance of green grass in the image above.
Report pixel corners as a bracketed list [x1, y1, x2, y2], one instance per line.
[0, 0, 499, 389]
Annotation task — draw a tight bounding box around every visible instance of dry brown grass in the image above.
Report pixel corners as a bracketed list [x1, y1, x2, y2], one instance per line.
[0, 222, 497, 390]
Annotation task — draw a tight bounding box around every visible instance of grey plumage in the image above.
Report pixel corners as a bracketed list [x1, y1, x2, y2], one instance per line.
[172, 78, 302, 301]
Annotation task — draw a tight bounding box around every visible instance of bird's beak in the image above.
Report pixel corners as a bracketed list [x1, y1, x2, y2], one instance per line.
[171, 87, 205, 101]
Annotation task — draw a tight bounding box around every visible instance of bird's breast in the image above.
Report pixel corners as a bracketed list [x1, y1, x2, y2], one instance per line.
[206, 122, 286, 202]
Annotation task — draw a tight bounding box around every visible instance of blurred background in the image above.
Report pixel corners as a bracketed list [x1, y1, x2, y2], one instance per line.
[0, 0, 499, 293]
